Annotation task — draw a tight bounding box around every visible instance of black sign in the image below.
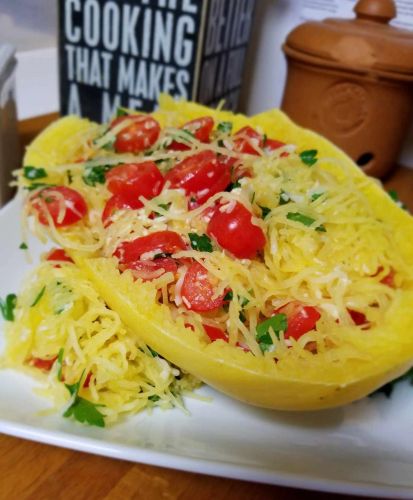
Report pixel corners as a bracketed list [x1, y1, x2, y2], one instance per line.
[59, 0, 255, 122]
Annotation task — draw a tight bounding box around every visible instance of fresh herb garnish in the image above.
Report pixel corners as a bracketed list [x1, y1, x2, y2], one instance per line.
[57, 348, 64, 381]
[23, 166, 47, 180]
[371, 367, 413, 398]
[19, 242, 28, 250]
[388, 190, 407, 210]
[311, 192, 324, 202]
[154, 203, 171, 217]
[286, 212, 326, 232]
[148, 347, 158, 357]
[82, 164, 113, 187]
[262, 134, 268, 146]
[217, 121, 233, 134]
[256, 314, 287, 352]
[66, 170, 73, 184]
[63, 373, 105, 427]
[148, 395, 160, 402]
[116, 107, 129, 117]
[189, 233, 213, 252]
[259, 205, 271, 219]
[31, 286, 46, 307]
[24, 182, 53, 191]
[0, 294, 17, 321]
[226, 180, 241, 192]
[300, 149, 318, 167]
[279, 190, 291, 206]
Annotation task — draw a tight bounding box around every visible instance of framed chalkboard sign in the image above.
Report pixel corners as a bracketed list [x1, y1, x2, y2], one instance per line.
[59, 0, 256, 122]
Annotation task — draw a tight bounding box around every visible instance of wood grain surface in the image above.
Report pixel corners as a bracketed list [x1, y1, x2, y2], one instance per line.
[2, 115, 412, 500]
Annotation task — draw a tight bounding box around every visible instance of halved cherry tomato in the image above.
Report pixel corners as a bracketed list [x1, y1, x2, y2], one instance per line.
[381, 269, 395, 288]
[106, 162, 164, 201]
[83, 371, 92, 388]
[169, 116, 214, 151]
[181, 261, 225, 312]
[274, 302, 321, 340]
[29, 356, 57, 371]
[46, 248, 73, 263]
[31, 186, 87, 227]
[203, 324, 228, 342]
[114, 230, 186, 265]
[165, 150, 231, 204]
[102, 194, 142, 226]
[122, 257, 178, 281]
[112, 115, 160, 153]
[265, 138, 289, 158]
[233, 126, 263, 155]
[207, 202, 266, 259]
[348, 309, 368, 326]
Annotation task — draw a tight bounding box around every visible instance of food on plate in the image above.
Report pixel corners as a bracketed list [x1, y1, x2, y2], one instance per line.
[6, 95, 413, 415]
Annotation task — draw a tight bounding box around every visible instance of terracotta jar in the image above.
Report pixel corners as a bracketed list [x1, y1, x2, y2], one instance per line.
[281, 0, 413, 178]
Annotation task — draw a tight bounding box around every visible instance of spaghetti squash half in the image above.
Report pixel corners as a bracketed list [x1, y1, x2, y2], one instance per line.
[15, 95, 413, 411]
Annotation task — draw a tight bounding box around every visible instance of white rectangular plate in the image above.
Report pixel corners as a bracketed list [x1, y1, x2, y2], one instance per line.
[1, 198, 413, 498]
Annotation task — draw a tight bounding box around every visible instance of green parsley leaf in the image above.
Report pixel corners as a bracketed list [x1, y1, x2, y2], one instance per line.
[226, 180, 241, 192]
[148, 347, 158, 357]
[148, 395, 160, 402]
[259, 205, 271, 219]
[311, 192, 324, 202]
[19, 242, 28, 250]
[388, 190, 407, 210]
[24, 182, 53, 191]
[217, 121, 233, 134]
[23, 166, 47, 180]
[256, 314, 287, 352]
[189, 233, 213, 252]
[223, 290, 233, 302]
[63, 397, 105, 427]
[286, 212, 326, 232]
[300, 149, 318, 167]
[57, 348, 64, 381]
[154, 203, 171, 217]
[116, 107, 129, 117]
[262, 134, 268, 146]
[82, 164, 113, 187]
[279, 190, 290, 206]
[0, 294, 17, 321]
[31, 286, 46, 307]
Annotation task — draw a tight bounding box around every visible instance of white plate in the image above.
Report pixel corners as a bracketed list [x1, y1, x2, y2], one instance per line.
[1, 197, 413, 498]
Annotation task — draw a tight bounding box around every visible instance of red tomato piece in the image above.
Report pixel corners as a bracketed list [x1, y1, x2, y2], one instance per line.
[275, 302, 321, 340]
[112, 115, 160, 153]
[123, 257, 178, 281]
[106, 162, 164, 202]
[203, 324, 228, 342]
[83, 371, 92, 388]
[181, 261, 225, 312]
[46, 248, 73, 263]
[114, 230, 186, 265]
[207, 202, 266, 259]
[169, 116, 214, 150]
[265, 138, 289, 157]
[381, 269, 395, 288]
[102, 194, 142, 226]
[165, 150, 231, 204]
[29, 356, 57, 371]
[31, 186, 87, 227]
[233, 126, 263, 155]
[348, 308, 368, 326]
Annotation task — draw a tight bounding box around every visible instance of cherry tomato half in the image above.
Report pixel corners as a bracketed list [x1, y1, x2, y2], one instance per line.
[123, 257, 178, 281]
[181, 261, 225, 312]
[233, 126, 263, 155]
[165, 150, 231, 204]
[348, 309, 368, 326]
[274, 301, 321, 340]
[112, 115, 161, 153]
[102, 194, 143, 226]
[203, 324, 228, 342]
[106, 162, 164, 202]
[114, 230, 186, 265]
[169, 116, 214, 151]
[207, 202, 266, 259]
[46, 248, 73, 263]
[31, 186, 87, 227]
[29, 356, 57, 371]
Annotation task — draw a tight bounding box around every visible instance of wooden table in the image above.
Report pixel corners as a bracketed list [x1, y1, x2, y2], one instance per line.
[2, 115, 413, 500]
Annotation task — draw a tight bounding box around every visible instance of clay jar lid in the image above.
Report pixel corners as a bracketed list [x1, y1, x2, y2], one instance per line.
[284, 0, 413, 81]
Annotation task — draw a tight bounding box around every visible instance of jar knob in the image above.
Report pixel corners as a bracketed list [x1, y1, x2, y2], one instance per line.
[354, 0, 397, 24]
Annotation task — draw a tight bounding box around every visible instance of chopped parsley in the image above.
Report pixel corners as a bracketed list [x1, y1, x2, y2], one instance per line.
[262, 134, 268, 146]
[66, 170, 73, 184]
[256, 314, 287, 352]
[24, 182, 53, 191]
[217, 121, 233, 134]
[0, 293, 17, 321]
[189, 233, 213, 252]
[57, 348, 64, 381]
[31, 286, 46, 307]
[223, 290, 250, 322]
[300, 149, 318, 167]
[388, 190, 407, 210]
[19, 242, 28, 250]
[226, 180, 241, 191]
[148, 347, 158, 357]
[154, 203, 171, 217]
[311, 192, 324, 202]
[63, 373, 105, 427]
[23, 166, 47, 180]
[148, 395, 160, 402]
[287, 212, 326, 232]
[259, 205, 271, 219]
[279, 190, 291, 206]
[82, 164, 113, 187]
